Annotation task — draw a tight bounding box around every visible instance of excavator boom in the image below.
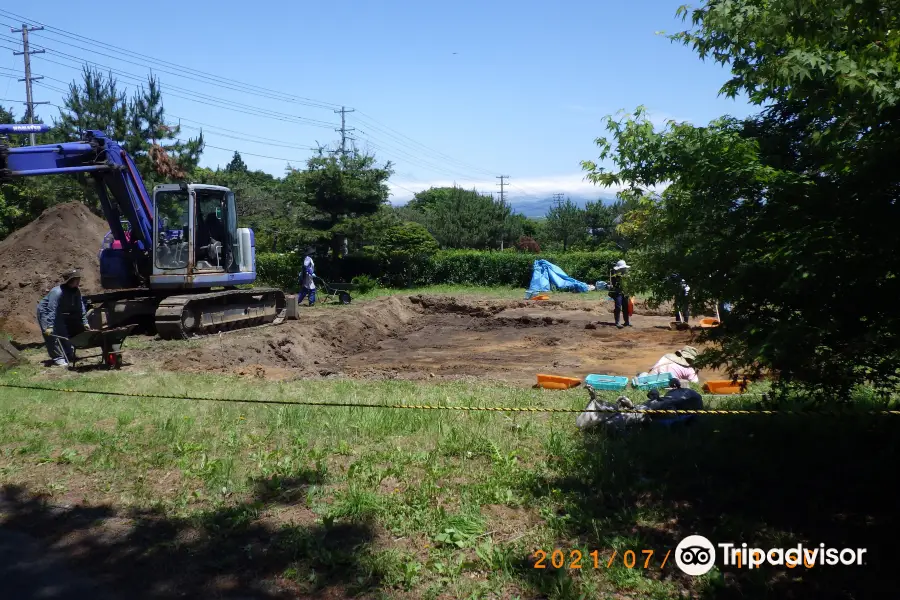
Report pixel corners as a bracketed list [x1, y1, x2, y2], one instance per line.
[1, 125, 285, 339]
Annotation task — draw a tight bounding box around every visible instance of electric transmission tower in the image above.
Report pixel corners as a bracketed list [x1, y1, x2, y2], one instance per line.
[334, 106, 355, 157]
[496, 175, 509, 203]
[11, 23, 48, 146]
[552, 193, 565, 207]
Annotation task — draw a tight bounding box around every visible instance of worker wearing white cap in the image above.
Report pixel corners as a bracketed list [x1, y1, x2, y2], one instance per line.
[608, 259, 631, 329]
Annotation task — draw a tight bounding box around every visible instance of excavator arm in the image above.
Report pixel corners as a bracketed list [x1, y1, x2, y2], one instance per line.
[0, 124, 154, 284]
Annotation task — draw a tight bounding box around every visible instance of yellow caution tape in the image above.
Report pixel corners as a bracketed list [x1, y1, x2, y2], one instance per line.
[0, 383, 898, 415]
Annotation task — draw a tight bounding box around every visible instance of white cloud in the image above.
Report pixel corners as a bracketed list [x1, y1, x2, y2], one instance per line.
[388, 173, 665, 204]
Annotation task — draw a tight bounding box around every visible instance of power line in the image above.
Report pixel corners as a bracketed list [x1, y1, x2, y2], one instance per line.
[0, 8, 342, 111]
[0, 35, 338, 130]
[0, 13, 503, 188]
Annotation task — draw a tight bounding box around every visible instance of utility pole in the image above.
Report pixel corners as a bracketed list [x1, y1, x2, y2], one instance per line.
[11, 23, 47, 146]
[334, 106, 355, 157]
[496, 175, 509, 203]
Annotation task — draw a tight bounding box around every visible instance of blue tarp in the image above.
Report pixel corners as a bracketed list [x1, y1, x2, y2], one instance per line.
[525, 259, 590, 299]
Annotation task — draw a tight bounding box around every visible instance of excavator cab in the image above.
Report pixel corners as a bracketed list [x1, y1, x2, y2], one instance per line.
[151, 183, 253, 289]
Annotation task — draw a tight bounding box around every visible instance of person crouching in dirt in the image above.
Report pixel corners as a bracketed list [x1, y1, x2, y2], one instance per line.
[297, 252, 316, 306]
[608, 259, 632, 329]
[644, 345, 700, 385]
[36, 268, 91, 367]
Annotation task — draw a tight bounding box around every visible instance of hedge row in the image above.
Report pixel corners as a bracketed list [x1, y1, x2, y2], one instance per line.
[256, 249, 622, 290]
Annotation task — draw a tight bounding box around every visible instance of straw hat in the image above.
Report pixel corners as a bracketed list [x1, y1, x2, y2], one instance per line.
[613, 259, 630, 271]
[665, 345, 699, 367]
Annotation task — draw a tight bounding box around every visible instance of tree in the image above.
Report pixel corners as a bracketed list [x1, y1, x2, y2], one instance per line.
[581, 1, 900, 397]
[404, 186, 519, 249]
[376, 221, 439, 287]
[544, 197, 586, 251]
[293, 151, 393, 259]
[225, 151, 248, 173]
[56, 66, 128, 142]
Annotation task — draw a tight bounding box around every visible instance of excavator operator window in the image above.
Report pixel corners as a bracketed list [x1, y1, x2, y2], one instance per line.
[154, 190, 190, 269]
[195, 191, 227, 271]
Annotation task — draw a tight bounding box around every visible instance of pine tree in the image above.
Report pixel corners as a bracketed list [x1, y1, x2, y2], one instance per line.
[225, 151, 248, 173]
[55, 66, 128, 141]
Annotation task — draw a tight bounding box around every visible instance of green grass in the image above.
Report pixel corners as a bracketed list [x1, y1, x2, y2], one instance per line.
[0, 365, 896, 599]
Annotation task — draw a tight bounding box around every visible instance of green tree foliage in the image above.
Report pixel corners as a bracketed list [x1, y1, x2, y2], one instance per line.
[544, 197, 586, 251]
[225, 151, 248, 173]
[402, 186, 522, 250]
[376, 221, 440, 286]
[56, 66, 128, 142]
[584, 196, 638, 250]
[292, 151, 393, 259]
[582, 1, 900, 396]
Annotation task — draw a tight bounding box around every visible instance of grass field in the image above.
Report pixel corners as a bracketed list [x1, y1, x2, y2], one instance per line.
[0, 358, 896, 599]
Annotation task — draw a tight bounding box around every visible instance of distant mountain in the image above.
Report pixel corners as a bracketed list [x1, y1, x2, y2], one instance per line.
[507, 193, 618, 218]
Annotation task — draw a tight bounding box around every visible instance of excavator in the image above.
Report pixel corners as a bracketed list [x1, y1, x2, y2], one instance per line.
[0, 124, 286, 340]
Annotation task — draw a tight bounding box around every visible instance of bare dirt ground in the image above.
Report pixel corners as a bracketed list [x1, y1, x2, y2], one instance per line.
[96, 294, 719, 384]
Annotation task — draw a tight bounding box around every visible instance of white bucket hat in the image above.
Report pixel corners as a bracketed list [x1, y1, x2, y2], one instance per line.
[613, 259, 630, 271]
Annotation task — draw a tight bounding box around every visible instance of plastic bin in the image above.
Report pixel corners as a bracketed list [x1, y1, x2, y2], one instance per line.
[584, 374, 629, 391]
[536, 374, 581, 389]
[703, 380, 747, 394]
[632, 373, 674, 391]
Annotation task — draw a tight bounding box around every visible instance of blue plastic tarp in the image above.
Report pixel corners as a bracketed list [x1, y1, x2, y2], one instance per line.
[525, 259, 590, 299]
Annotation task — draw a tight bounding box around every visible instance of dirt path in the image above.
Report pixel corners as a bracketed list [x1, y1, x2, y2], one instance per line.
[51, 294, 720, 385]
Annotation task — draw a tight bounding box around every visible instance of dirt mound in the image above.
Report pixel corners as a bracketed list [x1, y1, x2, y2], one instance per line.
[154, 296, 423, 378]
[0, 203, 109, 342]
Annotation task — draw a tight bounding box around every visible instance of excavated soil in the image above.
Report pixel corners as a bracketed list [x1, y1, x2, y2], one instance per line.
[0, 203, 108, 342]
[121, 294, 715, 384]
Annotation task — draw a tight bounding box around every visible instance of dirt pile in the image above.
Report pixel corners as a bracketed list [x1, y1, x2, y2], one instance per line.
[0, 203, 109, 342]
[155, 295, 423, 378]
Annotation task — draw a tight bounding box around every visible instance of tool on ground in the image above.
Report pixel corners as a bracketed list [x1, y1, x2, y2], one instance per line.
[49, 325, 135, 370]
[1, 124, 286, 341]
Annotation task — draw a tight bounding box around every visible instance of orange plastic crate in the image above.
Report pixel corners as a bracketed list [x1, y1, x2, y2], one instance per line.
[703, 380, 747, 394]
[536, 374, 581, 389]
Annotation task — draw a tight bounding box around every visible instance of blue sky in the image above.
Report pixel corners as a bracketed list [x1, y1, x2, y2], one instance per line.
[0, 1, 752, 207]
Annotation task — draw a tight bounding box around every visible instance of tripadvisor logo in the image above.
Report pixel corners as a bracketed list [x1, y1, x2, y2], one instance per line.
[675, 535, 868, 575]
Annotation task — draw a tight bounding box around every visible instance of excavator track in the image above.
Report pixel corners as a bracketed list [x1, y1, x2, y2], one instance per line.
[154, 288, 287, 340]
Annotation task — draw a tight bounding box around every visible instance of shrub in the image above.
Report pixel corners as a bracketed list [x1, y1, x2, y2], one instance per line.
[257, 249, 622, 290]
[351, 274, 378, 294]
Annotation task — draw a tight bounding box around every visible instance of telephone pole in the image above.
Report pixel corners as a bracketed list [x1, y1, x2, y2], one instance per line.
[11, 23, 48, 146]
[334, 106, 355, 157]
[496, 175, 509, 203]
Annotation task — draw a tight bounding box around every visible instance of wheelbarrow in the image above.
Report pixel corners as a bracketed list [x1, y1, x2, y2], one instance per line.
[313, 276, 355, 305]
[50, 325, 136, 370]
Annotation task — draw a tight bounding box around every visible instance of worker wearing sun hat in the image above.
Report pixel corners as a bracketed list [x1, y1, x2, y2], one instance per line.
[36, 268, 91, 366]
[608, 259, 632, 329]
[647, 345, 700, 383]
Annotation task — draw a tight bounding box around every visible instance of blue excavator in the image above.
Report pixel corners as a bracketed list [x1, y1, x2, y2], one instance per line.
[0, 124, 286, 340]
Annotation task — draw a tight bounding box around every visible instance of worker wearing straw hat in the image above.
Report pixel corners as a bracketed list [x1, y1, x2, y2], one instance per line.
[608, 259, 632, 329]
[646, 345, 700, 384]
